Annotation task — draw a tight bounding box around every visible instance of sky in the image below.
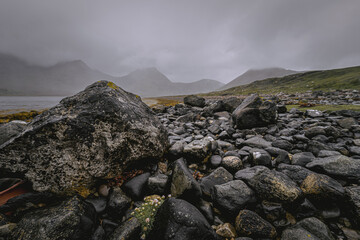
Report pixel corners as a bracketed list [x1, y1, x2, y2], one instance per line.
[0, 0, 359, 83]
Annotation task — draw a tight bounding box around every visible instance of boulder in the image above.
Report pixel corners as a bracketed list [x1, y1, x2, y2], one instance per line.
[300, 173, 345, 202]
[306, 155, 360, 181]
[183, 137, 214, 162]
[222, 97, 242, 112]
[281, 217, 334, 240]
[247, 169, 303, 203]
[232, 94, 277, 129]
[0, 81, 168, 195]
[0, 121, 27, 146]
[122, 172, 151, 200]
[107, 187, 131, 218]
[9, 196, 96, 240]
[170, 158, 202, 202]
[235, 210, 276, 239]
[345, 186, 360, 227]
[184, 95, 206, 108]
[108, 217, 141, 240]
[212, 180, 256, 216]
[147, 198, 219, 240]
[200, 167, 233, 197]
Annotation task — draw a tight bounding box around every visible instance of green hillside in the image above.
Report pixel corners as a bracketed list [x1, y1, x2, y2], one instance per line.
[205, 65, 360, 96]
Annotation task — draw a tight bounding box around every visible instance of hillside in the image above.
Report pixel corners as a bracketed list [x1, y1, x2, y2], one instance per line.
[219, 67, 297, 90]
[0, 53, 117, 96]
[105, 68, 224, 97]
[0, 53, 224, 97]
[206, 65, 360, 96]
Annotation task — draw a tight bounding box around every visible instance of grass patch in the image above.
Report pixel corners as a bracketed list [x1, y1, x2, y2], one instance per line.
[286, 104, 360, 112]
[205, 65, 360, 96]
[0, 110, 43, 123]
[143, 97, 182, 107]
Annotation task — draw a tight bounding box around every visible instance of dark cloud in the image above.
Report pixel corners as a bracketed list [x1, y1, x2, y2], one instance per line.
[0, 0, 359, 83]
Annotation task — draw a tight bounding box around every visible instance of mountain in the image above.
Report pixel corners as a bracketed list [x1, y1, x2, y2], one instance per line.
[0, 53, 117, 95]
[0, 53, 224, 97]
[206, 65, 360, 96]
[116, 68, 224, 97]
[220, 67, 297, 90]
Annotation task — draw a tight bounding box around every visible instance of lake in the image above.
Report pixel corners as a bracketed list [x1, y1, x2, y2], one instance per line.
[0, 96, 66, 113]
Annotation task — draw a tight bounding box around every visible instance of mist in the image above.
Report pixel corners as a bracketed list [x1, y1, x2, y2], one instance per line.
[0, 0, 359, 83]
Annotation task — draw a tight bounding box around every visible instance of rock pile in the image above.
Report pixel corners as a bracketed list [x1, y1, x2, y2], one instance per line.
[1, 90, 360, 240]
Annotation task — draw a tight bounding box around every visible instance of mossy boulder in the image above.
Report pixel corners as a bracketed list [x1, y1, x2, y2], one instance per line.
[0, 81, 168, 195]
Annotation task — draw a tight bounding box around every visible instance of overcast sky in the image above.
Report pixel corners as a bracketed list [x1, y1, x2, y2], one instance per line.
[0, 0, 359, 83]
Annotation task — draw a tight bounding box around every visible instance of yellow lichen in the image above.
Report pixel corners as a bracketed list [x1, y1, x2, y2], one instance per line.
[107, 81, 119, 90]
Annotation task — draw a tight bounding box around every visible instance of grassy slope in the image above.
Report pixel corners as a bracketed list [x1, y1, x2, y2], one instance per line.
[205, 66, 360, 96]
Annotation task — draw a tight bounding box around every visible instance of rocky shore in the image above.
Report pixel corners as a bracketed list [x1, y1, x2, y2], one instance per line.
[1, 81, 360, 240]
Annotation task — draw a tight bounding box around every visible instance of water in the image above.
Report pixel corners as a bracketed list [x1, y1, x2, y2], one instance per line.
[0, 96, 66, 112]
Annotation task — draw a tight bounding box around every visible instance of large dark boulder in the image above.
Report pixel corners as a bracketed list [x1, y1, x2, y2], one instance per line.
[147, 198, 219, 240]
[9, 196, 97, 240]
[184, 95, 206, 108]
[0, 81, 168, 195]
[306, 155, 360, 181]
[232, 94, 277, 129]
[247, 169, 303, 203]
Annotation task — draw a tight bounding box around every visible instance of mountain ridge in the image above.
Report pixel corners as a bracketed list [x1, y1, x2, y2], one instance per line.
[0, 53, 224, 97]
[219, 67, 298, 90]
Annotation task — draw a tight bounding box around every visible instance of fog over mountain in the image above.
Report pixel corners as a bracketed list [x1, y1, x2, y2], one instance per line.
[0, 0, 359, 85]
[220, 68, 298, 90]
[0, 53, 223, 97]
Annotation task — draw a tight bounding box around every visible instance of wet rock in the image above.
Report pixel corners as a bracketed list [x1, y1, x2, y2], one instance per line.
[91, 226, 105, 240]
[300, 173, 345, 202]
[85, 196, 107, 214]
[345, 186, 360, 227]
[0, 121, 27, 146]
[281, 217, 334, 240]
[210, 155, 222, 168]
[277, 164, 315, 185]
[147, 198, 219, 240]
[0, 81, 168, 194]
[317, 150, 341, 158]
[215, 223, 237, 238]
[168, 141, 184, 158]
[147, 173, 169, 195]
[222, 97, 242, 112]
[212, 180, 256, 217]
[243, 136, 272, 149]
[247, 169, 303, 203]
[272, 139, 293, 152]
[248, 148, 272, 167]
[183, 137, 213, 162]
[261, 200, 286, 222]
[337, 117, 357, 129]
[306, 109, 324, 118]
[305, 127, 326, 139]
[108, 217, 141, 240]
[235, 210, 277, 239]
[232, 94, 277, 129]
[292, 152, 315, 166]
[10, 196, 96, 240]
[170, 158, 202, 202]
[107, 187, 131, 218]
[221, 156, 243, 173]
[184, 95, 206, 108]
[306, 155, 360, 181]
[234, 166, 268, 182]
[122, 172, 151, 200]
[200, 167, 233, 197]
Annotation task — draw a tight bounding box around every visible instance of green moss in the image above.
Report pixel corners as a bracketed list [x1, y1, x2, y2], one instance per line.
[0, 110, 43, 123]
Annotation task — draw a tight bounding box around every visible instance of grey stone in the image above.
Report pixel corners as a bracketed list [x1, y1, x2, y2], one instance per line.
[212, 180, 256, 216]
[108, 217, 141, 240]
[0, 81, 168, 194]
[200, 167, 233, 197]
[0, 121, 27, 146]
